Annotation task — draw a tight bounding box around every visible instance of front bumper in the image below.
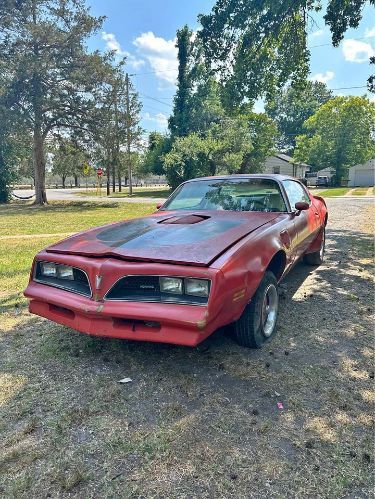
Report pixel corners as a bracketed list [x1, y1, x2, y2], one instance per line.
[25, 281, 220, 346]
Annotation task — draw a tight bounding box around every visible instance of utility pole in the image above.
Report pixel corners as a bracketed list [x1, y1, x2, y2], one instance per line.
[125, 73, 133, 196]
[112, 79, 118, 193]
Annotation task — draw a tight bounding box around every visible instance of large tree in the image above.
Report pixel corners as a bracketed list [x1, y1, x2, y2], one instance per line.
[294, 96, 375, 184]
[91, 71, 143, 195]
[51, 138, 87, 188]
[265, 81, 333, 153]
[168, 25, 194, 138]
[0, 0, 112, 204]
[198, 1, 374, 105]
[163, 118, 253, 189]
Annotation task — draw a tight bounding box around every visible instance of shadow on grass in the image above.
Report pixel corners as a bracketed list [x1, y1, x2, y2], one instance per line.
[0, 226, 373, 497]
[0, 201, 124, 218]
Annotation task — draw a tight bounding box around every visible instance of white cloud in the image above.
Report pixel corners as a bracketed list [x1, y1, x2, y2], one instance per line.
[143, 112, 168, 128]
[311, 29, 324, 38]
[309, 70, 335, 84]
[365, 26, 375, 38]
[102, 32, 145, 69]
[342, 39, 375, 63]
[133, 31, 178, 85]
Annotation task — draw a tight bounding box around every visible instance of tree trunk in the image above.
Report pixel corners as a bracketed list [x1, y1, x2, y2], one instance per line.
[106, 164, 110, 196]
[112, 161, 116, 193]
[0, 146, 9, 204]
[33, 126, 47, 204]
[74, 174, 79, 187]
[62, 175, 66, 188]
[118, 169, 122, 192]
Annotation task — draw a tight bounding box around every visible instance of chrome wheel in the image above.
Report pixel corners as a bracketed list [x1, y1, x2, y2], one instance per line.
[261, 284, 278, 337]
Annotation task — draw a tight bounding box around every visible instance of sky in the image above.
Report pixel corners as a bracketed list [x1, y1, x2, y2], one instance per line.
[87, 0, 375, 135]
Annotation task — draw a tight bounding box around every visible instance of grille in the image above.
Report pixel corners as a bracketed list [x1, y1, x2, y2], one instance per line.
[105, 275, 209, 305]
[34, 261, 91, 297]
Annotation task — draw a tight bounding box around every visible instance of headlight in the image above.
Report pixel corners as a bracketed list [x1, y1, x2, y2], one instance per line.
[57, 265, 74, 280]
[40, 262, 57, 277]
[159, 277, 183, 294]
[185, 278, 210, 297]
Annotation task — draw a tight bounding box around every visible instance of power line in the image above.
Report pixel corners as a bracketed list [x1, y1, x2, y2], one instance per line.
[309, 35, 367, 49]
[139, 93, 174, 108]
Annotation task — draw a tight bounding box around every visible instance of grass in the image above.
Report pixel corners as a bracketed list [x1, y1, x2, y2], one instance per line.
[76, 186, 171, 199]
[0, 201, 154, 310]
[0, 199, 374, 497]
[318, 187, 351, 197]
[351, 188, 369, 196]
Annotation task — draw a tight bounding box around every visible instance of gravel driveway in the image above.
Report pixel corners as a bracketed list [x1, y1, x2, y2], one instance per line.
[0, 197, 374, 498]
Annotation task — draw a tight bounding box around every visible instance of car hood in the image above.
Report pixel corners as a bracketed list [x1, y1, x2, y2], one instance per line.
[46, 210, 279, 267]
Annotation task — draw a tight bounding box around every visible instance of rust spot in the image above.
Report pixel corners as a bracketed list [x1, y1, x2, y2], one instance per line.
[197, 320, 206, 330]
[232, 288, 246, 302]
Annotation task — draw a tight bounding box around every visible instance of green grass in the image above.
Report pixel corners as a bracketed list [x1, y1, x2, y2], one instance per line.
[318, 187, 351, 197]
[76, 187, 170, 199]
[0, 201, 154, 236]
[351, 188, 369, 196]
[0, 201, 154, 310]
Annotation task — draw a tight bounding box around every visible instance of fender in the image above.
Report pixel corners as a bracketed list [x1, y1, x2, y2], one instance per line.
[210, 215, 292, 324]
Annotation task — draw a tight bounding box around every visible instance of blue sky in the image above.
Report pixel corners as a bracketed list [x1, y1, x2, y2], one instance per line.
[88, 0, 375, 135]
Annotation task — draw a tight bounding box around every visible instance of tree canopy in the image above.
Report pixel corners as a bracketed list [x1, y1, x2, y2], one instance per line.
[265, 81, 333, 153]
[0, 0, 114, 203]
[198, 0, 374, 104]
[294, 96, 375, 184]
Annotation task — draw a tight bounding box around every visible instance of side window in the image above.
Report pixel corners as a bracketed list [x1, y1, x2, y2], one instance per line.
[283, 180, 310, 209]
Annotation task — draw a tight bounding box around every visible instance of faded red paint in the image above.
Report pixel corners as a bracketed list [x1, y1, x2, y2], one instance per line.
[24, 175, 328, 346]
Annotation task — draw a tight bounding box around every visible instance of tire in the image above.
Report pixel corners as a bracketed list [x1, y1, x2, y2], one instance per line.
[234, 271, 279, 348]
[304, 227, 325, 266]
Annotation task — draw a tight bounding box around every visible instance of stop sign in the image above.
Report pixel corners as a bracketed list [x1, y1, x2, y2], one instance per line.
[96, 168, 103, 177]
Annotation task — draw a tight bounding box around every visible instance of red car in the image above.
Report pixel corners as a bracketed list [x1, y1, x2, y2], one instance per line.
[24, 175, 327, 348]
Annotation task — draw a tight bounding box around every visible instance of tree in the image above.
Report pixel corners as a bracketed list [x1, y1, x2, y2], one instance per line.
[240, 112, 278, 173]
[0, 81, 32, 202]
[294, 96, 375, 185]
[51, 139, 87, 188]
[0, 0, 112, 204]
[265, 81, 333, 153]
[163, 118, 253, 189]
[140, 132, 172, 177]
[91, 71, 143, 195]
[198, 1, 374, 105]
[168, 26, 194, 137]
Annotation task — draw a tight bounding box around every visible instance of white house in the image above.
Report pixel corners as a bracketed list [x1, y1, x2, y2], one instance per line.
[263, 154, 310, 179]
[348, 159, 375, 187]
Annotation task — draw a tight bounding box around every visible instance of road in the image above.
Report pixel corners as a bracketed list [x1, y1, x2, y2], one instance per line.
[12, 187, 166, 204]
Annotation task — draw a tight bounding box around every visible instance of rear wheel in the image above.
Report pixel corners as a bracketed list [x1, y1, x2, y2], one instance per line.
[234, 271, 279, 348]
[304, 227, 325, 266]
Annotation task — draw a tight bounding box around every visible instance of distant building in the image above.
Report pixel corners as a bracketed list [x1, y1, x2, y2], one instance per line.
[348, 159, 375, 187]
[263, 154, 310, 179]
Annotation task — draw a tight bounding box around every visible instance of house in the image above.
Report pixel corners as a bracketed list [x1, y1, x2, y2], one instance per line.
[263, 154, 310, 179]
[348, 159, 375, 187]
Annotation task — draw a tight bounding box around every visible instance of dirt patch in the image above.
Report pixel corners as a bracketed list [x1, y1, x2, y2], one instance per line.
[0, 198, 374, 498]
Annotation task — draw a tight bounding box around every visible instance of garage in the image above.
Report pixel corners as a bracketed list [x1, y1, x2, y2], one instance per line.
[348, 159, 375, 187]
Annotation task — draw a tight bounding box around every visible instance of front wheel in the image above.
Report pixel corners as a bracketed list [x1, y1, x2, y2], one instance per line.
[304, 227, 325, 266]
[234, 271, 279, 348]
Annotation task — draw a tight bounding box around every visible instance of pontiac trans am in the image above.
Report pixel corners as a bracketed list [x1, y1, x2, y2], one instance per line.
[24, 175, 328, 348]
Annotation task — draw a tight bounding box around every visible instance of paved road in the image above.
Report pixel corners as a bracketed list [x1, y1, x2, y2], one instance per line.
[12, 188, 165, 204]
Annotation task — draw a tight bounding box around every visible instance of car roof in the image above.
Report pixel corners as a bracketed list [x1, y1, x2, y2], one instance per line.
[184, 174, 298, 183]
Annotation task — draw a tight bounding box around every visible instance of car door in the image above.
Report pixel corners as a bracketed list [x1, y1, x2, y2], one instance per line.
[282, 179, 319, 259]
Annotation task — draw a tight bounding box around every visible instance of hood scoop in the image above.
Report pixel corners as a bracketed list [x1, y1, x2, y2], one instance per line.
[158, 214, 210, 225]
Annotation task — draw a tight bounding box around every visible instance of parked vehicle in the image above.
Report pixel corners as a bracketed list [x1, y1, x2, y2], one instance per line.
[25, 175, 328, 348]
[316, 176, 330, 187]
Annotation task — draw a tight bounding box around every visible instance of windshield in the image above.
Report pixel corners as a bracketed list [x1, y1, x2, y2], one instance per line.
[162, 178, 287, 213]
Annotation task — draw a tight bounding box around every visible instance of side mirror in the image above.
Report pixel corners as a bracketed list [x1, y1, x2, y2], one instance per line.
[156, 202, 163, 210]
[294, 201, 309, 213]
